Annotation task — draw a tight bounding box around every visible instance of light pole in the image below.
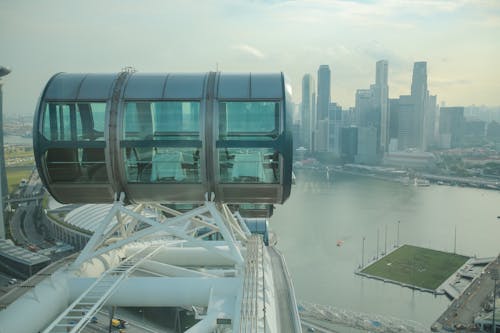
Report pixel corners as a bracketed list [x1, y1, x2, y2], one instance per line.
[0, 66, 11, 240]
[454, 225, 457, 254]
[397, 220, 400, 247]
[492, 268, 498, 333]
[376, 228, 380, 259]
[362, 236, 366, 268]
[384, 224, 387, 255]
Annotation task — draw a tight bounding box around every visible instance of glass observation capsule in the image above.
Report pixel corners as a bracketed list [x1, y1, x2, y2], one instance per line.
[33, 72, 293, 204]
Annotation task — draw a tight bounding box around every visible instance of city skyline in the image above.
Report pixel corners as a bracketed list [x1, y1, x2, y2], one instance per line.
[1, 0, 500, 117]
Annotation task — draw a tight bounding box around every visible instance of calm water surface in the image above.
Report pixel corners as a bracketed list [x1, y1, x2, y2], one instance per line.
[4, 135, 32, 146]
[271, 169, 500, 327]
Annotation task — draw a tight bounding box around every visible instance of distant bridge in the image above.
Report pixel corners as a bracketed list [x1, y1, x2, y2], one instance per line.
[420, 173, 500, 189]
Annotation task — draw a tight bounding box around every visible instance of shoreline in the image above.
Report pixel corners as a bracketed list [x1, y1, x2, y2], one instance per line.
[294, 165, 500, 191]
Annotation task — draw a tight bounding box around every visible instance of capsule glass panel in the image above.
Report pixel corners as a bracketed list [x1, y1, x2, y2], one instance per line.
[42, 102, 107, 183]
[218, 148, 280, 184]
[125, 147, 201, 183]
[218, 101, 279, 140]
[122, 101, 201, 184]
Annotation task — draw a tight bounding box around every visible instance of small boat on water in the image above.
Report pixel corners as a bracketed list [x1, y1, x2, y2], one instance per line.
[414, 178, 430, 187]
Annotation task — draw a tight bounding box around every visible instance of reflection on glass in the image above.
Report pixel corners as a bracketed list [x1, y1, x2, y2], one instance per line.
[45, 148, 107, 183]
[124, 101, 200, 140]
[219, 148, 280, 184]
[42, 103, 106, 141]
[219, 102, 279, 140]
[42, 102, 108, 183]
[122, 101, 201, 184]
[125, 147, 201, 183]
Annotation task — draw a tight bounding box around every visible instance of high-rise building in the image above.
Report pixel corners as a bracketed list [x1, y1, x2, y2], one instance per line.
[486, 121, 500, 141]
[301, 74, 315, 150]
[397, 95, 416, 150]
[316, 65, 331, 122]
[439, 106, 465, 148]
[328, 102, 342, 155]
[388, 98, 399, 140]
[374, 60, 389, 152]
[426, 95, 438, 148]
[316, 65, 331, 152]
[353, 60, 389, 156]
[355, 126, 378, 164]
[410, 61, 430, 151]
[388, 98, 400, 152]
[340, 126, 358, 163]
[355, 89, 373, 127]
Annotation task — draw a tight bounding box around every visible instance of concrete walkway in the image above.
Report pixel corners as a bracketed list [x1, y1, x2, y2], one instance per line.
[434, 254, 500, 331]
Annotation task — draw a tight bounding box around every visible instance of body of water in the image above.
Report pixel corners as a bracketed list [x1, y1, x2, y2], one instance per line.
[271, 169, 500, 327]
[4, 135, 32, 146]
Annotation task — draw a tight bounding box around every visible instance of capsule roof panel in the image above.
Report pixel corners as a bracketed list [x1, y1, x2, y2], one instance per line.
[217, 73, 283, 99]
[251, 73, 283, 99]
[78, 74, 117, 100]
[123, 73, 167, 99]
[123, 73, 207, 100]
[164, 73, 206, 99]
[44, 73, 117, 100]
[44, 73, 86, 100]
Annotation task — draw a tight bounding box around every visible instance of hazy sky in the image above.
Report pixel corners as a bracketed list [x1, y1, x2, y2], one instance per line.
[1, 0, 499, 116]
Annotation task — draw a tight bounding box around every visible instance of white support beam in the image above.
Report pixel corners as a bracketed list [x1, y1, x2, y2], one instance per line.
[139, 259, 218, 278]
[234, 212, 252, 237]
[88, 204, 240, 264]
[222, 204, 248, 242]
[207, 202, 244, 267]
[72, 203, 120, 268]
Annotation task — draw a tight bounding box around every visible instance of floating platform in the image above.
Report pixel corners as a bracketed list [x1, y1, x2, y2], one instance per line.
[357, 244, 469, 291]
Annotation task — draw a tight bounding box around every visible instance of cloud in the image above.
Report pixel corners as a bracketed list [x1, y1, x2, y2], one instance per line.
[232, 44, 266, 59]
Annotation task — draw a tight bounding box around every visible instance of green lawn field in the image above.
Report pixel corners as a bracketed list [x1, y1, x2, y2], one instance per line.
[6, 167, 33, 194]
[361, 244, 469, 290]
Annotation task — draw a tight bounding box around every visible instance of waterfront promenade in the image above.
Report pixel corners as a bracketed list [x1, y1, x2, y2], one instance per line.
[433, 254, 500, 331]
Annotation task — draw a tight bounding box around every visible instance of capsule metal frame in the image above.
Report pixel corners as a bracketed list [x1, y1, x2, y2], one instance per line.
[33, 72, 293, 204]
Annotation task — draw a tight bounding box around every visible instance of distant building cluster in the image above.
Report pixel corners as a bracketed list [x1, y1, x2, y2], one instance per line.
[294, 61, 500, 166]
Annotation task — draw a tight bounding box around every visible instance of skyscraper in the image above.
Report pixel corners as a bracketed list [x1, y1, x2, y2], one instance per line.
[355, 126, 378, 164]
[301, 74, 315, 150]
[374, 60, 389, 152]
[439, 106, 465, 148]
[328, 102, 343, 154]
[354, 60, 388, 156]
[355, 89, 373, 127]
[316, 65, 331, 121]
[410, 61, 429, 151]
[397, 95, 415, 150]
[316, 65, 331, 151]
[426, 95, 438, 148]
[388, 98, 399, 143]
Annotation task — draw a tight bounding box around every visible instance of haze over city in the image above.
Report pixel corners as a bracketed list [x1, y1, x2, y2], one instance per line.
[1, 0, 500, 117]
